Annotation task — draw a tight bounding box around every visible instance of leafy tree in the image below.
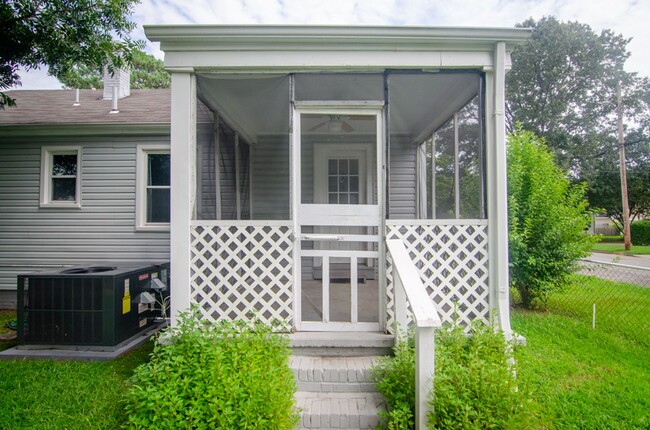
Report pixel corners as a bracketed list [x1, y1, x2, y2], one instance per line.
[57, 49, 171, 90]
[0, 0, 141, 108]
[507, 16, 650, 232]
[507, 127, 596, 309]
[507, 16, 650, 175]
[586, 133, 650, 231]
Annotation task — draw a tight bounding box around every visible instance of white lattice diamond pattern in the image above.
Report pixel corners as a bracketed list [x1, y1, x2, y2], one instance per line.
[190, 223, 294, 329]
[386, 221, 489, 332]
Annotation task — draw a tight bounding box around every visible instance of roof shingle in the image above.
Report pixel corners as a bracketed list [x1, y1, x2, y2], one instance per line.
[0, 89, 171, 125]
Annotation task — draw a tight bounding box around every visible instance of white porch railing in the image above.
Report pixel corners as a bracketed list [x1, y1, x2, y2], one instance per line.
[386, 238, 442, 430]
[189, 221, 294, 328]
[386, 219, 489, 331]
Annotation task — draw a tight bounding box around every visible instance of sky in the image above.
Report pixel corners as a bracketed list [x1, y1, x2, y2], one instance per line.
[15, 0, 650, 89]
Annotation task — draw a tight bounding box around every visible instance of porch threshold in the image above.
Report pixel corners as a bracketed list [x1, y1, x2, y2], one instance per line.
[289, 332, 394, 356]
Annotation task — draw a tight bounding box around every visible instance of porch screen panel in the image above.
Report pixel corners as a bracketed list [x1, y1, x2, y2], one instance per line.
[388, 72, 484, 220]
[295, 73, 383, 101]
[434, 118, 456, 218]
[218, 120, 238, 220]
[196, 74, 291, 221]
[238, 141, 251, 220]
[456, 96, 482, 219]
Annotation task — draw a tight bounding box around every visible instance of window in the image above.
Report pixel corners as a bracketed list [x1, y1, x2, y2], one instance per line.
[40, 147, 81, 207]
[137, 145, 170, 229]
[328, 158, 360, 204]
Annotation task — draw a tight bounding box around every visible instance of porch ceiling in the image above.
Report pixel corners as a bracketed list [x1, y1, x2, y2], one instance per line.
[196, 72, 479, 143]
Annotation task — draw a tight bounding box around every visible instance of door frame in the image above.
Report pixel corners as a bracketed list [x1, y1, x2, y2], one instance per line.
[291, 101, 385, 332]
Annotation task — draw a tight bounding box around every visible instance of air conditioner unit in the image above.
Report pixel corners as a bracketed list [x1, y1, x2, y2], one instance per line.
[17, 262, 170, 350]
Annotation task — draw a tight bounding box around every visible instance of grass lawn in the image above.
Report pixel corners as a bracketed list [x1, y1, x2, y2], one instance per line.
[0, 311, 153, 430]
[513, 309, 650, 429]
[0, 310, 17, 351]
[591, 242, 650, 255]
[545, 274, 650, 345]
[2, 278, 649, 430]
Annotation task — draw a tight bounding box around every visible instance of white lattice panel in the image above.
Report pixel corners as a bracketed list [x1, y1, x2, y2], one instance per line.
[386, 220, 489, 332]
[190, 222, 294, 330]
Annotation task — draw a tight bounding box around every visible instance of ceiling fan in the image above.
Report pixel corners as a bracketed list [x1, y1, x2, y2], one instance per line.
[308, 115, 374, 133]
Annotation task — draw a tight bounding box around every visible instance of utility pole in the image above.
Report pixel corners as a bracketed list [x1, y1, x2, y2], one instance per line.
[617, 80, 632, 250]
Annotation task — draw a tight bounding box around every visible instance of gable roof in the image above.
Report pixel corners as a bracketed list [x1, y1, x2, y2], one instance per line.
[0, 89, 171, 125]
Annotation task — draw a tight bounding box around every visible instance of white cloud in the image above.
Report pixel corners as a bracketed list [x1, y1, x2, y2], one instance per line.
[12, 0, 650, 89]
[10, 66, 61, 90]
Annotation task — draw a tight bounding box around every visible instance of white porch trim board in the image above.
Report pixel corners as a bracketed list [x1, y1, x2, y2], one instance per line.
[170, 71, 196, 325]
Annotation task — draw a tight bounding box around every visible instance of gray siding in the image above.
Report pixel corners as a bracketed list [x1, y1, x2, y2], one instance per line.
[389, 138, 417, 219]
[196, 123, 216, 220]
[0, 135, 170, 302]
[251, 136, 290, 220]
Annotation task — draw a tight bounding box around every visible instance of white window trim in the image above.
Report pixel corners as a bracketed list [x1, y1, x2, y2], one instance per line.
[136, 144, 171, 231]
[39, 146, 82, 208]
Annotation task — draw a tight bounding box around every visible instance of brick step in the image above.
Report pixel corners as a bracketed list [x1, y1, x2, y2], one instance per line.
[290, 355, 382, 392]
[295, 392, 385, 429]
[289, 332, 394, 356]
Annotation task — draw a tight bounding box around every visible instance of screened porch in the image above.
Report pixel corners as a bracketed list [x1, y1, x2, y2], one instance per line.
[187, 71, 492, 333]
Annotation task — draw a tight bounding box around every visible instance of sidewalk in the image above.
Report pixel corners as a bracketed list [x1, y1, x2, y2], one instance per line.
[588, 252, 650, 269]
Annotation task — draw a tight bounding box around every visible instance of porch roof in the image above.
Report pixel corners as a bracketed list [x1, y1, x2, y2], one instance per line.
[145, 25, 531, 71]
[146, 24, 531, 53]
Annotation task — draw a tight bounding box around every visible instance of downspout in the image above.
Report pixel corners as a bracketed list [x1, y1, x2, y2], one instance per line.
[492, 41, 512, 337]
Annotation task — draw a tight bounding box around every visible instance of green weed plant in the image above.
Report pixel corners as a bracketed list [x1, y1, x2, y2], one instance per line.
[124, 310, 298, 429]
[373, 323, 524, 430]
[431, 323, 523, 429]
[372, 334, 416, 429]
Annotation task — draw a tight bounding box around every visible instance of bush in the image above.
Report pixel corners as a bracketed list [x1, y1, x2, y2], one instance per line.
[373, 336, 416, 429]
[507, 127, 597, 308]
[597, 234, 623, 243]
[430, 323, 523, 429]
[123, 310, 298, 429]
[631, 220, 650, 245]
[372, 323, 524, 430]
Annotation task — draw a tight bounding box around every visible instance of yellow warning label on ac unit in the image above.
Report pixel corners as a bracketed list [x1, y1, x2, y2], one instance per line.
[122, 294, 131, 314]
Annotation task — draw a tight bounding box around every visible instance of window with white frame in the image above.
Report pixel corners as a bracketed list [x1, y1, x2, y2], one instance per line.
[136, 145, 170, 229]
[40, 147, 81, 207]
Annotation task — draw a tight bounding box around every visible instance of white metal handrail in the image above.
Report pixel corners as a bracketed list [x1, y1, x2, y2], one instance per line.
[386, 238, 442, 430]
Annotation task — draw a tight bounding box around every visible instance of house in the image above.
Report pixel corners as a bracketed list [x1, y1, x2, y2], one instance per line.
[143, 24, 530, 336]
[0, 71, 176, 308]
[1, 25, 530, 427]
[143, 25, 530, 428]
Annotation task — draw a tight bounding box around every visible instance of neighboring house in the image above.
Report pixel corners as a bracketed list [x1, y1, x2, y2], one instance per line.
[142, 24, 531, 336]
[0, 71, 175, 308]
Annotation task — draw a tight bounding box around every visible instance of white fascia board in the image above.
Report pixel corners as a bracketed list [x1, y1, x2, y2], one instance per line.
[145, 25, 531, 53]
[165, 50, 495, 71]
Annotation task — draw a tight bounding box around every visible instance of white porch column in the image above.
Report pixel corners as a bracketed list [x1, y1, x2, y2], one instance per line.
[170, 70, 196, 325]
[486, 42, 512, 336]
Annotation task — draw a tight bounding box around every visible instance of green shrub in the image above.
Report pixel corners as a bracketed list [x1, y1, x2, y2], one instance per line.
[373, 336, 416, 429]
[597, 234, 623, 243]
[508, 127, 597, 308]
[372, 323, 524, 430]
[430, 323, 523, 429]
[123, 310, 298, 429]
[631, 220, 650, 245]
